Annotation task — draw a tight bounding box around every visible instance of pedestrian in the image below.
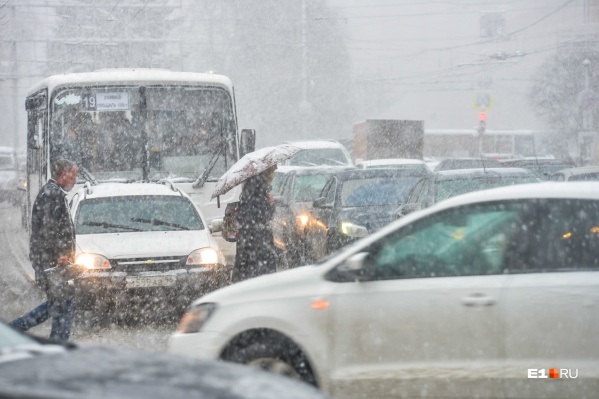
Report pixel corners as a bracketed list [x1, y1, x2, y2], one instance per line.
[232, 165, 278, 283]
[10, 159, 78, 341]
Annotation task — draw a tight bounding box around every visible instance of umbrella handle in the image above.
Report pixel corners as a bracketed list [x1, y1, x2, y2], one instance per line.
[217, 195, 221, 208]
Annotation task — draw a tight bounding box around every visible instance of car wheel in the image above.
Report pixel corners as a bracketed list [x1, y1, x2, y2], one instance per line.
[226, 341, 317, 386]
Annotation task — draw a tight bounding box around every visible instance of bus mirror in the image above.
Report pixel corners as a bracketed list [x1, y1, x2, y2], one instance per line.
[240, 129, 256, 156]
[25, 96, 45, 110]
[27, 127, 40, 150]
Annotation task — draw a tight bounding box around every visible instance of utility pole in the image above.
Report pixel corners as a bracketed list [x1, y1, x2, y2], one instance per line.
[10, 3, 19, 149]
[300, 0, 308, 139]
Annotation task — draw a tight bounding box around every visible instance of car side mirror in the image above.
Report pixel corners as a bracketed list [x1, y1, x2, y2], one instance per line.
[273, 196, 287, 206]
[313, 197, 330, 208]
[210, 218, 223, 234]
[397, 203, 419, 218]
[333, 252, 371, 282]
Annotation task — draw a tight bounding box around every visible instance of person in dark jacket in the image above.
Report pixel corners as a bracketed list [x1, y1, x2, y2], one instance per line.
[10, 159, 78, 341]
[232, 165, 278, 283]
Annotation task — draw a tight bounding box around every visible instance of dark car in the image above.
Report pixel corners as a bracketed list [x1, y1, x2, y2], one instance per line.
[498, 158, 576, 180]
[272, 166, 353, 267]
[397, 167, 541, 217]
[0, 321, 330, 399]
[549, 166, 599, 181]
[434, 157, 500, 171]
[305, 169, 421, 261]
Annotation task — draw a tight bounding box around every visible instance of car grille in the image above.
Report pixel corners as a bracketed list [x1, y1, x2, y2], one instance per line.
[113, 256, 187, 273]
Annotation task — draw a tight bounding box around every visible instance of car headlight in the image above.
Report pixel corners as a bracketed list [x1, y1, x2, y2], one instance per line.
[186, 247, 225, 268]
[340, 222, 369, 238]
[75, 253, 111, 270]
[176, 302, 217, 334]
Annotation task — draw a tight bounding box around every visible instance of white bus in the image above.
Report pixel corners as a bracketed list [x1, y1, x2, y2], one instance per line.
[25, 68, 255, 262]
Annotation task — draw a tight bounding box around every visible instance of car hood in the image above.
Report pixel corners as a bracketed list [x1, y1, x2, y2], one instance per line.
[0, 345, 328, 399]
[76, 230, 214, 258]
[338, 206, 397, 232]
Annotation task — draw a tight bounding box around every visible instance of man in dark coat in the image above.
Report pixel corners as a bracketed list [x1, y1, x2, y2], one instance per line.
[10, 159, 78, 341]
[232, 165, 278, 283]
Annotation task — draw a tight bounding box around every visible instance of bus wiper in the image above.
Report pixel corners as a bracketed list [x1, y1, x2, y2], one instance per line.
[193, 144, 223, 189]
[130, 217, 190, 230]
[81, 221, 142, 232]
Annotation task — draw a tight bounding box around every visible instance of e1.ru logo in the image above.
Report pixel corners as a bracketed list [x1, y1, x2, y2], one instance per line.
[527, 369, 579, 379]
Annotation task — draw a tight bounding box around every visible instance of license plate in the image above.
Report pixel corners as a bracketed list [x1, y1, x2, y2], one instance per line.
[126, 275, 177, 288]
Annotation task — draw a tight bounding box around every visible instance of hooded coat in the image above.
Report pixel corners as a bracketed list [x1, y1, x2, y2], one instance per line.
[233, 173, 277, 282]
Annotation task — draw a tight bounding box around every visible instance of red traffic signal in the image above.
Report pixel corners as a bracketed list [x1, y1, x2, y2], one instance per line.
[479, 111, 488, 121]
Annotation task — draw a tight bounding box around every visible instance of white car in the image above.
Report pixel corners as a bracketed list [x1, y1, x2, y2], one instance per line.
[69, 182, 228, 317]
[281, 140, 353, 167]
[355, 158, 431, 175]
[169, 182, 599, 399]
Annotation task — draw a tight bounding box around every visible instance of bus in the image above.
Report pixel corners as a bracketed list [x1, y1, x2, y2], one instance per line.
[24, 68, 255, 262]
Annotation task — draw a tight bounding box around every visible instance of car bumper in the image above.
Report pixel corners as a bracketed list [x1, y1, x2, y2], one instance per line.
[168, 331, 229, 360]
[73, 267, 231, 306]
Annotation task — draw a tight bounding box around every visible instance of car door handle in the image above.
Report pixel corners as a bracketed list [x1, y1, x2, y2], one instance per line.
[461, 293, 496, 307]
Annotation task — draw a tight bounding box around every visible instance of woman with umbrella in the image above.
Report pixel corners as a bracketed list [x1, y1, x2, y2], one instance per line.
[211, 143, 302, 283]
[233, 164, 278, 282]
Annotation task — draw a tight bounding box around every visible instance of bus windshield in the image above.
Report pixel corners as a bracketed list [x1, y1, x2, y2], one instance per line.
[50, 86, 237, 183]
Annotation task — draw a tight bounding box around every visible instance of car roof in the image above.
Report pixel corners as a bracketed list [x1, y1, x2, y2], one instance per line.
[434, 167, 538, 180]
[357, 158, 426, 166]
[284, 140, 347, 149]
[499, 158, 576, 166]
[75, 182, 186, 200]
[554, 166, 599, 176]
[437, 182, 599, 209]
[331, 168, 424, 181]
[278, 165, 355, 175]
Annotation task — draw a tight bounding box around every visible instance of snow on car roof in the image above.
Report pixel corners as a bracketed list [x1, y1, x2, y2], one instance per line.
[436, 167, 537, 178]
[357, 158, 425, 166]
[554, 166, 599, 175]
[437, 181, 599, 209]
[284, 140, 346, 149]
[27, 68, 233, 96]
[77, 182, 185, 200]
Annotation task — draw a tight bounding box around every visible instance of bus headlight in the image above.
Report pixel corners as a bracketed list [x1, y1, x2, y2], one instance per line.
[186, 247, 225, 267]
[76, 253, 112, 270]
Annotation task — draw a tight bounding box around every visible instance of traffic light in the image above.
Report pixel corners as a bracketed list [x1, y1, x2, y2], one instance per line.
[477, 111, 487, 136]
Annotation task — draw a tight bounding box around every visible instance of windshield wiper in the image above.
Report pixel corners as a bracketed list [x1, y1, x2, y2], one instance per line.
[81, 221, 142, 232]
[130, 217, 190, 230]
[193, 144, 223, 189]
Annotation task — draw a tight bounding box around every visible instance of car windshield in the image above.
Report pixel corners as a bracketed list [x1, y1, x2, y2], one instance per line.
[292, 174, 330, 202]
[75, 196, 204, 234]
[341, 177, 420, 207]
[435, 176, 539, 202]
[0, 155, 15, 171]
[287, 149, 350, 166]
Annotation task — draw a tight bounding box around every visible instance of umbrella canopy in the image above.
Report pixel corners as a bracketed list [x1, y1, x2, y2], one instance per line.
[211, 143, 302, 199]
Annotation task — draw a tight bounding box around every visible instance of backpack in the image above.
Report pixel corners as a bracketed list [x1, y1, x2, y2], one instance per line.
[222, 201, 240, 242]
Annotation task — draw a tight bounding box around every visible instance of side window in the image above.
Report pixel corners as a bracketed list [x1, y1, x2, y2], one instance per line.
[324, 178, 337, 206]
[551, 173, 565, 181]
[368, 203, 528, 280]
[405, 180, 425, 204]
[535, 199, 599, 270]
